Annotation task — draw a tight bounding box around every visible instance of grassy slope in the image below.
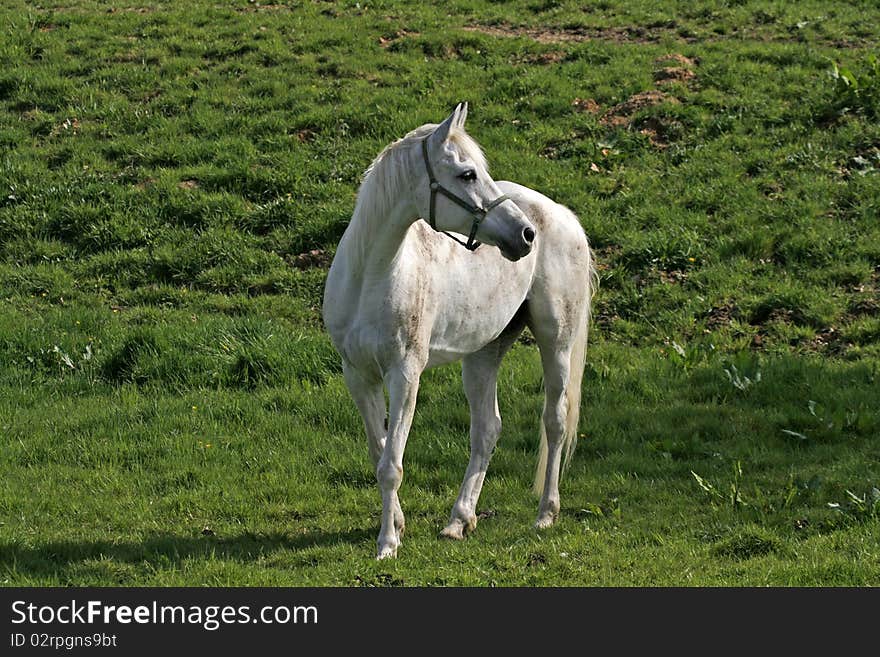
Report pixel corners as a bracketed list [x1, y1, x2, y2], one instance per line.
[1, 0, 878, 585]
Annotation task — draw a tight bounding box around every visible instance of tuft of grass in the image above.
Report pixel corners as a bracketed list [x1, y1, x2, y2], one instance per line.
[712, 529, 783, 561]
[827, 55, 880, 121]
[100, 328, 166, 385]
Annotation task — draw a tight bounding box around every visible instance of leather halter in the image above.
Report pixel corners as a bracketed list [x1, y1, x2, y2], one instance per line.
[421, 137, 510, 251]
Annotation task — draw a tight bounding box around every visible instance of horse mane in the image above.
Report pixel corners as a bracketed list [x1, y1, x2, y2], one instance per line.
[344, 123, 489, 271]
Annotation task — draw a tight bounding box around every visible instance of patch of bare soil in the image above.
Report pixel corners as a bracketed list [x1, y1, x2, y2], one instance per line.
[466, 21, 869, 49]
[846, 274, 879, 317]
[598, 54, 697, 146]
[637, 116, 683, 148]
[657, 269, 688, 285]
[236, 2, 293, 12]
[655, 53, 697, 67]
[795, 326, 851, 356]
[571, 62, 694, 147]
[752, 308, 796, 325]
[462, 23, 672, 45]
[49, 117, 81, 138]
[848, 297, 880, 316]
[515, 50, 568, 65]
[290, 249, 331, 270]
[105, 6, 156, 14]
[294, 128, 317, 143]
[600, 90, 678, 128]
[572, 97, 602, 114]
[652, 52, 698, 88]
[379, 29, 419, 49]
[654, 66, 696, 85]
[702, 301, 740, 330]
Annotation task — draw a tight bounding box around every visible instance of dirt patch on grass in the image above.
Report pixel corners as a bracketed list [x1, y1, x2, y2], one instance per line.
[235, 3, 293, 12]
[654, 66, 696, 85]
[462, 23, 675, 45]
[803, 326, 850, 354]
[599, 91, 683, 147]
[750, 307, 797, 326]
[600, 90, 678, 128]
[106, 6, 156, 13]
[653, 52, 698, 87]
[848, 296, 880, 317]
[572, 97, 602, 114]
[702, 301, 740, 330]
[636, 116, 682, 148]
[655, 53, 697, 67]
[294, 128, 317, 143]
[379, 29, 419, 49]
[657, 269, 688, 285]
[516, 50, 568, 65]
[289, 249, 331, 270]
[576, 54, 697, 147]
[466, 22, 870, 49]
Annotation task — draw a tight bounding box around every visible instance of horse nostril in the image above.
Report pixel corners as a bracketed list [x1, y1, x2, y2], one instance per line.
[523, 226, 536, 244]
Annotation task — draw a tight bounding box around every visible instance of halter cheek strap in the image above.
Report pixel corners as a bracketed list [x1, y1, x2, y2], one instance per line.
[421, 137, 510, 251]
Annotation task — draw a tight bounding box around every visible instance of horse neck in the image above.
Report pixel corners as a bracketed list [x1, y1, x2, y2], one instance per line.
[343, 148, 420, 277]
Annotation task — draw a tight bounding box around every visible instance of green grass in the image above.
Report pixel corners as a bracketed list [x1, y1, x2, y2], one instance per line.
[1, 0, 878, 586]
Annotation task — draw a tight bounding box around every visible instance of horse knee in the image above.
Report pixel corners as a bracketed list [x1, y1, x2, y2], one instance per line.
[376, 459, 403, 491]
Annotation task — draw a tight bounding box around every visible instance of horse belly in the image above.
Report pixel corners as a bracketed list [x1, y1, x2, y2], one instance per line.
[426, 273, 529, 367]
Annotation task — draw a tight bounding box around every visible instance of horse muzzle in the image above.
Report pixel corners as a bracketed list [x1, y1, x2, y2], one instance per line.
[497, 222, 535, 261]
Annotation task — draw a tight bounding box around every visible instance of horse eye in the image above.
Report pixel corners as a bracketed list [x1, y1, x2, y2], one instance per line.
[458, 170, 477, 182]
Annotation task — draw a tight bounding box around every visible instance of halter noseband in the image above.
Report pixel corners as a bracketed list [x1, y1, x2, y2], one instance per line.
[421, 137, 510, 251]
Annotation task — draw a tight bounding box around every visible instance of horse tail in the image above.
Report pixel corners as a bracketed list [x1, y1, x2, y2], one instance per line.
[533, 244, 596, 495]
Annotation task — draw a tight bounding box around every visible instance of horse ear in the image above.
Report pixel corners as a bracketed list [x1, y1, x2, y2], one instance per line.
[455, 102, 468, 129]
[430, 102, 466, 147]
[430, 109, 456, 146]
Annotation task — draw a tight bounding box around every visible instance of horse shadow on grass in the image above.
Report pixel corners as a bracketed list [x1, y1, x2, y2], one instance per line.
[0, 527, 375, 581]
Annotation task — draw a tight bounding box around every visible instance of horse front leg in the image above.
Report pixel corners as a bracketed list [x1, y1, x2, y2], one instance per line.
[342, 361, 387, 468]
[441, 309, 525, 540]
[375, 363, 421, 559]
[440, 353, 501, 540]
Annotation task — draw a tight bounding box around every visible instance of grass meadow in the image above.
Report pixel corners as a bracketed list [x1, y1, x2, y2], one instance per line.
[1, 0, 879, 586]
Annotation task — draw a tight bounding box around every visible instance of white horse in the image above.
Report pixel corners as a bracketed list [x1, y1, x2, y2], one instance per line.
[323, 103, 596, 559]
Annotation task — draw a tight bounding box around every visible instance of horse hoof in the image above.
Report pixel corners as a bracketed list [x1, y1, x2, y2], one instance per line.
[439, 523, 466, 540]
[376, 545, 398, 560]
[534, 512, 557, 529]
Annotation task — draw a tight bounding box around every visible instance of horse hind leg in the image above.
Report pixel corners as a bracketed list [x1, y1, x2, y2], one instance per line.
[532, 347, 572, 528]
[529, 299, 590, 529]
[441, 306, 525, 540]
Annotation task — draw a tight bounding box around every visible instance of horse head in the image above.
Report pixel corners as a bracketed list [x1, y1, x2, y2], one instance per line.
[419, 103, 536, 261]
